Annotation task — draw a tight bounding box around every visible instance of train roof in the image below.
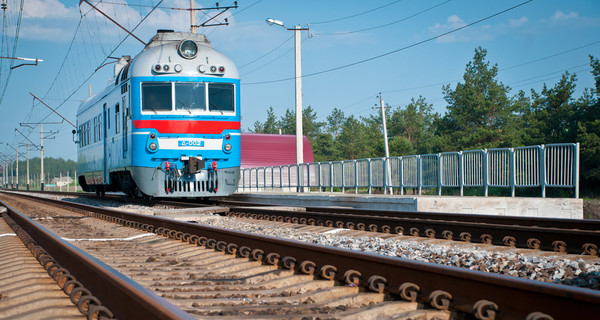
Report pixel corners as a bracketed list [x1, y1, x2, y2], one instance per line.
[77, 30, 238, 116]
[241, 133, 314, 168]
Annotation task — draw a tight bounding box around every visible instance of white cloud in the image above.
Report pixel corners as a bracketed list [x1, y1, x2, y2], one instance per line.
[551, 11, 579, 21]
[509, 16, 528, 28]
[23, 0, 75, 19]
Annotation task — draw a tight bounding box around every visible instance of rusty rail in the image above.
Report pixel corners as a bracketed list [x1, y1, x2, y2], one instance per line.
[7, 193, 600, 319]
[0, 199, 194, 320]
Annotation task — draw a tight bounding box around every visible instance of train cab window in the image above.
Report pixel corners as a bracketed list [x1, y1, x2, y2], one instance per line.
[175, 82, 206, 112]
[208, 83, 234, 113]
[142, 82, 172, 112]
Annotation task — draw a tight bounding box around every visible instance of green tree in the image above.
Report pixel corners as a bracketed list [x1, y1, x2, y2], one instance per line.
[337, 115, 379, 160]
[249, 107, 279, 134]
[522, 72, 578, 145]
[387, 96, 440, 155]
[326, 108, 345, 137]
[440, 47, 517, 150]
[576, 56, 600, 194]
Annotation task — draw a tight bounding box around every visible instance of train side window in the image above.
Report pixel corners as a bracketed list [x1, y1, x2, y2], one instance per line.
[115, 104, 120, 134]
[85, 121, 89, 146]
[98, 114, 102, 141]
[142, 82, 172, 112]
[93, 117, 97, 143]
[107, 107, 110, 130]
[208, 83, 234, 113]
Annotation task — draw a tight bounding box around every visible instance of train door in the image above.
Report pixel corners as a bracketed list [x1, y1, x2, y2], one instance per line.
[122, 84, 129, 158]
[102, 103, 109, 184]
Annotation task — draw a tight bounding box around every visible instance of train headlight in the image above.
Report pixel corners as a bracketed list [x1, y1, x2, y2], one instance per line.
[178, 40, 198, 59]
[149, 142, 158, 151]
[224, 143, 232, 152]
[174, 64, 182, 72]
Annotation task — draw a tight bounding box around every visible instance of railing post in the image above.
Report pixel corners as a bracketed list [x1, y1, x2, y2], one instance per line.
[484, 149, 488, 197]
[575, 142, 580, 198]
[418, 155, 422, 195]
[368, 159, 372, 195]
[540, 145, 546, 198]
[438, 153, 442, 196]
[330, 162, 334, 193]
[399, 156, 404, 196]
[354, 160, 358, 194]
[458, 151, 465, 197]
[341, 161, 345, 194]
[510, 148, 515, 197]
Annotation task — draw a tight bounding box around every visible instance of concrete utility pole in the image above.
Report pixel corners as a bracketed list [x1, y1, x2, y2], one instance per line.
[5, 144, 19, 190]
[376, 93, 392, 194]
[26, 142, 29, 190]
[41, 124, 44, 191]
[190, 0, 196, 33]
[266, 18, 310, 191]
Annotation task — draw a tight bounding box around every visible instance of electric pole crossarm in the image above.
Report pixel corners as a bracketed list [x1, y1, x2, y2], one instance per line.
[30, 93, 76, 128]
[15, 128, 42, 151]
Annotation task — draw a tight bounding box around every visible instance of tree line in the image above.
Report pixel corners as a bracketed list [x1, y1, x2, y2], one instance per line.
[249, 47, 600, 196]
[5, 157, 78, 182]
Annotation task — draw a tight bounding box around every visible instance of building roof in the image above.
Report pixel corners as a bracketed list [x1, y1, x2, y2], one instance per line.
[241, 133, 314, 168]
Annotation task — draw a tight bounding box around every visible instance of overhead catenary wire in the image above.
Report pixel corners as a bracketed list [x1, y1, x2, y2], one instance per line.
[242, 0, 534, 86]
[309, 0, 405, 25]
[315, 0, 451, 36]
[29, 0, 165, 136]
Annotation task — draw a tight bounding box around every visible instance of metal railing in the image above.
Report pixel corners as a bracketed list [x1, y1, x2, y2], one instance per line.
[239, 143, 580, 198]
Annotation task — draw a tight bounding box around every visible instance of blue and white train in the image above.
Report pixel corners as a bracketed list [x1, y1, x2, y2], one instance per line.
[75, 30, 240, 197]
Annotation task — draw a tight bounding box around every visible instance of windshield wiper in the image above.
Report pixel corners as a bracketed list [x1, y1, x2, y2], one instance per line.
[177, 100, 192, 114]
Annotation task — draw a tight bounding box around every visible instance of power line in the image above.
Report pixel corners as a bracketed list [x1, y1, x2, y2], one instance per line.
[310, 0, 405, 25]
[28, 1, 164, 136]
[315, 0, 451, 36]
[239, 34, 293, 69]
[243, 0, 534, 86]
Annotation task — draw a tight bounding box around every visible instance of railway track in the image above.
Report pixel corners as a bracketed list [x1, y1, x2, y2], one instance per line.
[1, 191, 599, 319]
[18, 190, 600, 255]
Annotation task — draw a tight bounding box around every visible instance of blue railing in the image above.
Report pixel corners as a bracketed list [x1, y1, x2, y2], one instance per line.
[239, 143, 580, 198]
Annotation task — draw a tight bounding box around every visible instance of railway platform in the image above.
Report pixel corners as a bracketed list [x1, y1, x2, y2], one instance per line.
[226, 192, 583, 219]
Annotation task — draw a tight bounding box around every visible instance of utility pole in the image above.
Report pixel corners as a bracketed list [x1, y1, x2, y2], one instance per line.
[41, 124, 44, 190]
[26, 142, 29, 190]
[4, 143, 19, 190]
[375, 93, 392, 194]
[190, 0, 196, 33]
[266, 18, 311, 191]
[16, 127, 41, 190]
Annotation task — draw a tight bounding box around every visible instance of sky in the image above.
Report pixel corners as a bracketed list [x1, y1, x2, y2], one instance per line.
[0, 0, 599, 161]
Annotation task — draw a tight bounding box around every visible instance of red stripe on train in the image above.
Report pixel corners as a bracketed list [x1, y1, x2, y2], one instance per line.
[133, 120, 240, 134]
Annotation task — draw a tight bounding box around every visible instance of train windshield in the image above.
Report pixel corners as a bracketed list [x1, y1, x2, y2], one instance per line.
[208, 83, 234, 113]
[175, 83, 206, 112]
[141, 82, 235, 114]
[142, 83, 171, 112]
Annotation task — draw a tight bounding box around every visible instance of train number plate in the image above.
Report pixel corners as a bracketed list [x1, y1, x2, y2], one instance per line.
[178, 139, 205, 147]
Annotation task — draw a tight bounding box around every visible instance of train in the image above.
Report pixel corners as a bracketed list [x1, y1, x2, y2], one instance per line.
[75, 30, 241, 197]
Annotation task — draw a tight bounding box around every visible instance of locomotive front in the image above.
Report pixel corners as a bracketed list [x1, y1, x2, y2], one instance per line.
[128, 31, 240, 197]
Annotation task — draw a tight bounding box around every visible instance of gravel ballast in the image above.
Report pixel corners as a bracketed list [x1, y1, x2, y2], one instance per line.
[17, 192, 600, 289]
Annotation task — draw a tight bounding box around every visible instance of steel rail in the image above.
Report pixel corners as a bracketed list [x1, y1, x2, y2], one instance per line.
[6, 192, 600, 319]
[303, 206, 600, 231]
[9, 190, 600, 254]
[228, 206, 600, 255]
[0, 199, 195, 320]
